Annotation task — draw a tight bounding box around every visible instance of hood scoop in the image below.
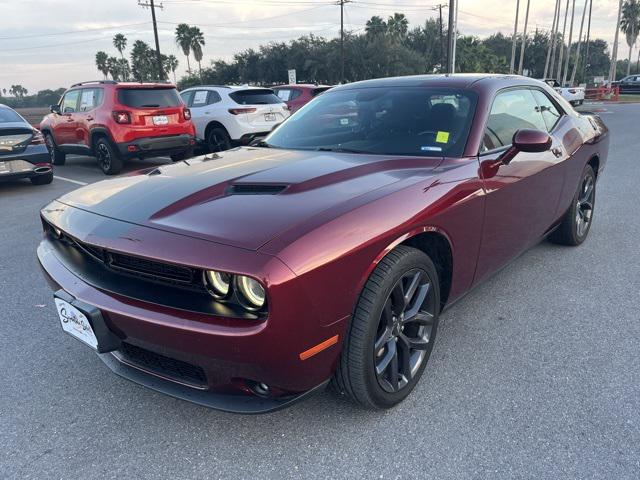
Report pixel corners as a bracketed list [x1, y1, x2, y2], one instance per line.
[226, 184, 288, 195]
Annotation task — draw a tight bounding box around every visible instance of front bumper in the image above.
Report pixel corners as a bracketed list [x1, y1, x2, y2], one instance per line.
[117, 134, 195, 158]
[37, 204, 347, 412]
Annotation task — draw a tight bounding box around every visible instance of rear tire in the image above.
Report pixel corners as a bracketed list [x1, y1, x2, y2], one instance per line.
[206, 127, 232, 153]
[30, 171, 53, 185]
[549, 164, 596, 246]
[95, 137, 123, 175]
[44, 133, 66, 166]
[333, 246, 440, 409]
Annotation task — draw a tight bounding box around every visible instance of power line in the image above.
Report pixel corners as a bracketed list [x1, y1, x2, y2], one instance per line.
[0, 22, 149, 41]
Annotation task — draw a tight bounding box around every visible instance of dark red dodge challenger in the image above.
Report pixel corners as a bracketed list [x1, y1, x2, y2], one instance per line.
[37, 74, 609, 413]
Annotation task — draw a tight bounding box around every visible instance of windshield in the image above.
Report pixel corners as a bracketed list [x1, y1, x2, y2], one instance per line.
[264, 87, 477, 157]
[117, 88, 182, 108]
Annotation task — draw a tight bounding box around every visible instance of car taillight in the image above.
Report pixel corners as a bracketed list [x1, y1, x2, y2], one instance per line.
[228, 108, 257, 115]
[30, 129, 45, 145]
[112, 111, 131, 124]
[183, 107, 192, 120]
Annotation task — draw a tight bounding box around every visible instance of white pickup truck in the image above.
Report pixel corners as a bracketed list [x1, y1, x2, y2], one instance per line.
[542, 79, 585, 106]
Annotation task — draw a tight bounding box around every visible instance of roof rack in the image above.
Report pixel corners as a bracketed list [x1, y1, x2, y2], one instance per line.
[70, 80, 118, 88]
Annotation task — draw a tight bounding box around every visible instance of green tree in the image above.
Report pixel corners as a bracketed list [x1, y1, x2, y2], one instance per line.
[117, 58, 131, 81]
[9, 85, 28, 98]
[365, 16, 387, 36]
[130, 40, 155, 81]
[165, 55, 179, 83]
[189, 26, 206, 80]
[387, 13, 409, 40]
[106, 56, 120, 80]
[620, 0, 640, 75]
[175, 23, 193, 74]
[113, 33, 127, 61]
[95, 51, 109, 79]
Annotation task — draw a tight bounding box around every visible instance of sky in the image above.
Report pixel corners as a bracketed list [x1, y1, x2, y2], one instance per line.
[0, 0, 626, 93]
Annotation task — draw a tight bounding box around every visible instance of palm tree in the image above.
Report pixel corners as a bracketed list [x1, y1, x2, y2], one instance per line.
[165, 55, 179, 83]
[365, 16, 387, 36]
[621, 0, 640, 76]
[175, 23, 192, 74]
[106, 56, 120, 81]
[189, 26, 205, 80]
[116, 58, 131, 81]
[387, 13, 408, 39]
[95, 51, 109, 79]
[113, 33, 127, 61]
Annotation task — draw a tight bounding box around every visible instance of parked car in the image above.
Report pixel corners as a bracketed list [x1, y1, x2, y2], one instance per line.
[613, 74, 640, 94]
[180, 85, 289, 153]
[39, 80, 196, 175]
[0, 104, 52, 185]
[37, 74, 609, 413]
[272, 84, 332, 113]
[542, 78, 585, 106]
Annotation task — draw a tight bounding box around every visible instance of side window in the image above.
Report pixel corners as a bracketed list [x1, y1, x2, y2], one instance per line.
[207, 90, 222, 105]
[79, 89, 103, 112]
[531, 90, 562, 132]
[289, 89, 302, 100]
[61, 90, 80, 114]
[275, 89, 292, 101]
[191, 90, 209, 107]
[482, 89, 547, 152]
[180, 91, 194, 106]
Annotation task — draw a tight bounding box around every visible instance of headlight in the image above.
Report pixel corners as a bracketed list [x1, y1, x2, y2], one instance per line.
[236, 275, 266, 309]
[204, 270, 231, 299]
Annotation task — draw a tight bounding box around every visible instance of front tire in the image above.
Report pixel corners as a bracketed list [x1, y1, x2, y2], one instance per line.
[333, 246, 440, 409]
[549, 164, 596, 246]
[44, 133, 66, 166]
[94, 137, 123, 175]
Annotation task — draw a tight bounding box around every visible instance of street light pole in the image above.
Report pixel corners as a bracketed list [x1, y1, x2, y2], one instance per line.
[510, 0, 520, 74]
[447, 0, 456, 73]
[517, 0, 531, 75]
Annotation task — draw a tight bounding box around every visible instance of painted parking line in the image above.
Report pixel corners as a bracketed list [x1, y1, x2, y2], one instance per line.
[54, 176, 88, 186]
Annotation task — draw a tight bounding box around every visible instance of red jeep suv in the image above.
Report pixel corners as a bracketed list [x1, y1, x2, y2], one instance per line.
[40, 81, 196, 175]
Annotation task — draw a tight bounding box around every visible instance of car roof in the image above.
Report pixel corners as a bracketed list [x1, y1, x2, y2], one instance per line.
[182, 85, 273, 91]
[333, 73, 539, 90]
[273, 84, 332, 89]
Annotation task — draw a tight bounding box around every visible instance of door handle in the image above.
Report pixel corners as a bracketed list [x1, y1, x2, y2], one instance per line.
[86, 116, 94, 121]
[551, 147, 563, 158]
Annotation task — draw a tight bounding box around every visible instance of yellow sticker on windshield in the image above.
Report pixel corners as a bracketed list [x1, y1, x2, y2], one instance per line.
[436, 131, 450, 143]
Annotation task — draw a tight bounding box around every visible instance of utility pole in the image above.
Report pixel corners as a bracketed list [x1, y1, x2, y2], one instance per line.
[609, 0, 623, 84]
[439, 4, 444, 71]
[556, 0, 570, 84]
[452, 0, 459, 72]
[561, 0, 576, 86]
[569, 0, 589, 86]
[582, 0, 592, 81]
[510, 0, 520, 74]
[544, 0, 561, 78]
[138, 0, 164, 80]
[517, 0, 531, 75]
[446, 0, 456, 73]
[339, 0, 351, 84]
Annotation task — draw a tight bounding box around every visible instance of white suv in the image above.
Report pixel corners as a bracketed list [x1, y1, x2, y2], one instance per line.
[180, 85, 290, 152]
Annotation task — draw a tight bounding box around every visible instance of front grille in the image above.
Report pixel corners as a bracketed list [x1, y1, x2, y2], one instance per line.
[106, 251, 194, 284]
[48, 223, 203, 290]
[117, 342, 207, 388]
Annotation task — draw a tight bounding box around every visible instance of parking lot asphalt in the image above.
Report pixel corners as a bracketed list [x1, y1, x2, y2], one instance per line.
[1, 104, 639, 479]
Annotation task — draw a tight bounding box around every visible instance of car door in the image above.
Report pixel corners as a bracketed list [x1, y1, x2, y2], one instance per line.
[474, 87, 564, 282]
[76, 88, 103, 149]
[188, 89, 222, 139]
[55, 89, 80, 145]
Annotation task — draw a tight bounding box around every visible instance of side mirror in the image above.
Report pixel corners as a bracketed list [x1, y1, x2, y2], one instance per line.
[512, 128, 552, 153]
[499, 128, 552, 165]
[50, 104, 61, 114]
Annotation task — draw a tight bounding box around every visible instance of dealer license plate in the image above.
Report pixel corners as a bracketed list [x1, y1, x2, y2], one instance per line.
[55, 297, 98, 350]
[152, 115, 169, 125]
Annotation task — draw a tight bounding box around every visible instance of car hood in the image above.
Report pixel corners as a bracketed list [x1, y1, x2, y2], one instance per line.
[57, 147, 442, 250]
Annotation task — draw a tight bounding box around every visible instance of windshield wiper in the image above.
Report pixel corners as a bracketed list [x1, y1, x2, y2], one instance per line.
[140, 104, 161, 107]
[315, 147, 368, 154]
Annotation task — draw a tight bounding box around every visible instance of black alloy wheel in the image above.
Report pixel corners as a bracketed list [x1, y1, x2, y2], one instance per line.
[550, 164, 596, 246]
[207, 127, 232, 153]
[374, 269, 436, 393]
[95, 137, 123, 175]
[333, 245, 440, 409]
